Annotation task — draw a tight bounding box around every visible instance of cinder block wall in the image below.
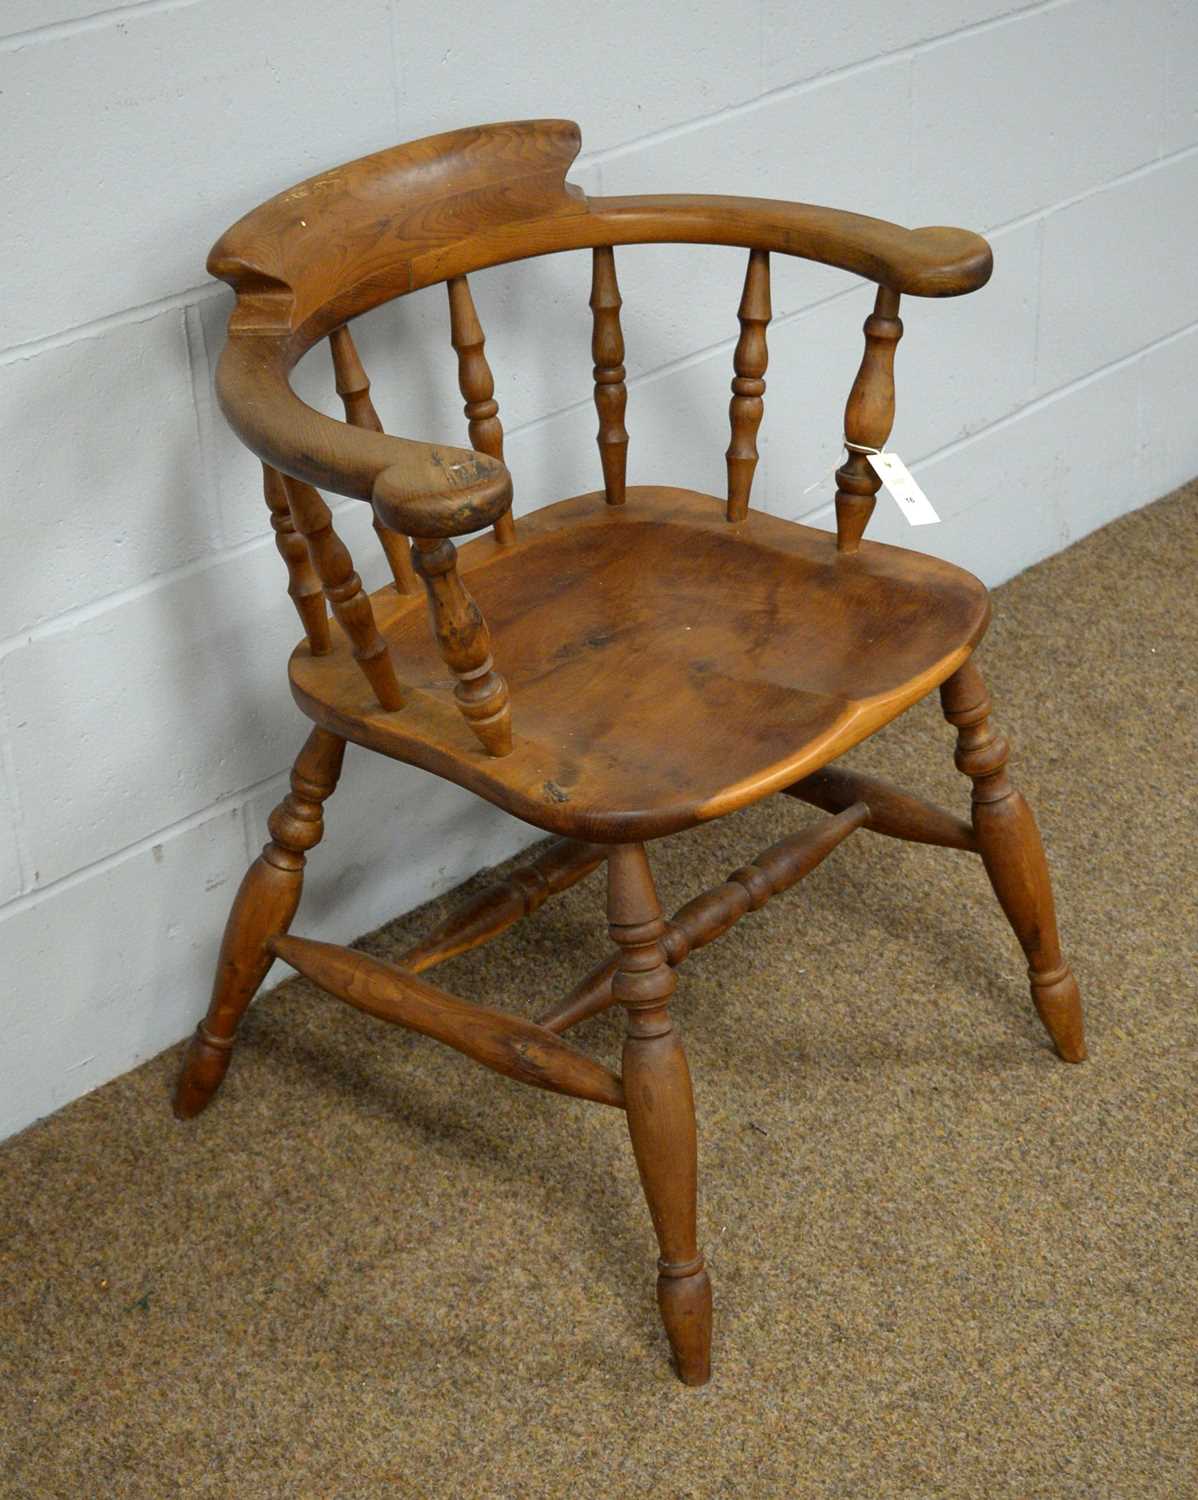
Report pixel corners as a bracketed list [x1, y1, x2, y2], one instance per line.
[2, 0, 1194, 1138]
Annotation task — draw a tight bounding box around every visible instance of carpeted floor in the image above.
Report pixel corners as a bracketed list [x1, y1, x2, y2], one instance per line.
[2, 483, 1196, 1500]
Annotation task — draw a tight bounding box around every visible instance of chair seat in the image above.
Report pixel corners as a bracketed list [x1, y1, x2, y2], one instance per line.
[290, 487, 990, 840]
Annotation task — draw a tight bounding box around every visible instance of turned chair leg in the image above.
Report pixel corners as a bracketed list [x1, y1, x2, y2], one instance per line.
[173, 727, 347, 1118]
[608, 843, 712, 1385]
[940, 660, 1086, 1062]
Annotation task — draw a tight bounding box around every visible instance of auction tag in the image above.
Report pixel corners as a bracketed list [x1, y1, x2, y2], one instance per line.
[867, 452, 940, 526]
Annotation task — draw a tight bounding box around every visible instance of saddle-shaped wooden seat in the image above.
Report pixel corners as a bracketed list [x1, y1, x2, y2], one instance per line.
[175, 119, 1086, 1388]
[291, 486, 990, 841]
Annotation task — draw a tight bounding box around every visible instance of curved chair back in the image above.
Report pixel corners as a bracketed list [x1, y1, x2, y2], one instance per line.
[206, 119, 993, 741]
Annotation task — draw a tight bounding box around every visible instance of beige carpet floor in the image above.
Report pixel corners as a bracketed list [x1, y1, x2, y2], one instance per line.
[2, 483, 1196, 1500]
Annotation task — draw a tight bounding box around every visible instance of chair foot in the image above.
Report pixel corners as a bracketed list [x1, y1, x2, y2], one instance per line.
[941, 660, 1087, 1063]
[172, 1027, 235, 1119]
[609, 843, 713, 1386]
[1031, 967, 1087, 1063]
[658, 1261, 713, 1385]
[172, 728, 345, 1119]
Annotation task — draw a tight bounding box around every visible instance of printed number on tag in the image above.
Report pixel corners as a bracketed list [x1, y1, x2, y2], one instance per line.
[867, 452, 940, 526]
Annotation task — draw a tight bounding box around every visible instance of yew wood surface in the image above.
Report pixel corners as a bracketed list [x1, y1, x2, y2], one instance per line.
[207, 120, 991, 519]
[289, 486, 989, 842]
[270, 935, 625, 1108]
[178, 118, 1089, 1391]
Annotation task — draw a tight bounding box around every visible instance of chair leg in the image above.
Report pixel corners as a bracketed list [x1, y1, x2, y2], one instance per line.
[608, 843, 712, 1385]
[940, 660, 1086, 1062]
[173, 727, 347, 1118]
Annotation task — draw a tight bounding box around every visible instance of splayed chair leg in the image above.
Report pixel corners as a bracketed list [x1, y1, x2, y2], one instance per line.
[173, 728, 346, 1118]
[940, 660, 1086, 1062]
[608, 843, 712, 1385]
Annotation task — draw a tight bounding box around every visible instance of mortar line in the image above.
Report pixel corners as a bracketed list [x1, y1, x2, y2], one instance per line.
[182, 303, 225, 555]
[0, 676, 33, 896]
[0, 0, 200, 51]
[1031, 216, 1047, 392]
[0, 283, 224, 367]
[0, 769, 286, 923]
[7, 134, 1192, 377]
[1, 326, 1193, 909]
[892, 324, 1196, 487]
[2, 305, 1194, 664]
[0, 484, 364, 661]
[578, 0, 1068, 170]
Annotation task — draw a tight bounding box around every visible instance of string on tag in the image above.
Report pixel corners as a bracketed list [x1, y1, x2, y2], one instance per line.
[801, 441, 941, 526]
[801, 441, 880, 496]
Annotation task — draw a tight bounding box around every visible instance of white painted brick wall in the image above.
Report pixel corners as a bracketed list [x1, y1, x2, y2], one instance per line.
[1, 0, 1194, 1140]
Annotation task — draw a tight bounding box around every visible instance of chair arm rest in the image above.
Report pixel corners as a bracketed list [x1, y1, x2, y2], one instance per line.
[215, 333, 512, 532]
[588, 195, 993, 297]
[372, 455, 512, 539]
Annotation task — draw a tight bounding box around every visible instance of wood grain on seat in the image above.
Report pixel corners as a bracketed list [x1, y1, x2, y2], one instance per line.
[289, 487, 990, 841]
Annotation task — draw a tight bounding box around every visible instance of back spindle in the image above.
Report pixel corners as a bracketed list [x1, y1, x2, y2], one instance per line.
[446, 276, 515, 546]
[590, 246, 628, 504]
[726, 249, 772, 522]
[281, 474, 404, 711]
[328, 326, 418, 595]
[261, 464, 330, 656]
[835, 287, 903, 552]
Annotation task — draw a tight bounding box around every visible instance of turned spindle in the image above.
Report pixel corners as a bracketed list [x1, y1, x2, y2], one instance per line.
[726, 248, 771, 522]
[173, 728, 346, 1118]
[783, 766, 977, 851]
[609, 844, 712, 1386]
[538, 804, 866, 1035]
[835, 286, 903, 552]
[400, 839, 604, 974]
[270, 935, 624, 1108]
[412, 537, 512, 757]
[261, 464, 330, 655]
[590, 246, 629, 504]
[940, 660, 1086, 1062]
[328, 325, 418, 595]
[281, 475, 404, 711]
[446, 275, 515, 545]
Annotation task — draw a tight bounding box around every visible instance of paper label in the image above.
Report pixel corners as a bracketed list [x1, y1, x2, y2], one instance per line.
[868, 452, 941, 526]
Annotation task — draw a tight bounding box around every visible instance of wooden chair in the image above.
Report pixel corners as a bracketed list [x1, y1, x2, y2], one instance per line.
[175, 120, 1086, 1385]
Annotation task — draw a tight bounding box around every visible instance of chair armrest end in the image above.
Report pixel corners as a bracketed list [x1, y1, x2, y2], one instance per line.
[373, 453, 513, 539]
